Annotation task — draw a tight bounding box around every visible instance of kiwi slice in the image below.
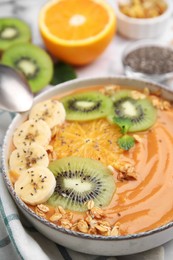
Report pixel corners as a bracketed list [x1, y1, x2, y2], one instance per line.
[48, 157, 116, 212]
[61, 91, 111, 121]
[0, 18, 31, 52]
[108, 90, 157, 132]
[1, 43, 53, 93]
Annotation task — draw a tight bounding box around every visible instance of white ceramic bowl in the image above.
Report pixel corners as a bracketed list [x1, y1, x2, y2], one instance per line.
[115, 0, 173, 39]
[2, 76, 173, 256]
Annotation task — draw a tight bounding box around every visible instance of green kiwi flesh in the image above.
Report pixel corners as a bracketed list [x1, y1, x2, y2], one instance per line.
[108, 90, 157, 132]
[0, 18, 31, 52]
[48, 157, 116, 212]
[61, 91, 111, 121]
[1, 43, 53, 93]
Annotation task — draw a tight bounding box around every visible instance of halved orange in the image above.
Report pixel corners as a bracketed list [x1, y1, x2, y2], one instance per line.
[51, 119, 122, 167]
[39, 0, 116, 65]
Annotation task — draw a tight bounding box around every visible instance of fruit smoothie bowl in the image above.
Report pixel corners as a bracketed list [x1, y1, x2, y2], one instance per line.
[2, 76, 173, 256]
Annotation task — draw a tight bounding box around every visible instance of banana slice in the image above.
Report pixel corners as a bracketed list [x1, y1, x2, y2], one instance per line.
[9, 143, 49, 174]
[29, 99, 66, 128]
[13, 119, 51, 148]
[14, 166, 56, 205]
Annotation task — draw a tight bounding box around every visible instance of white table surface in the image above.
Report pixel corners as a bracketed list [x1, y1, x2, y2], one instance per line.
[1, 1, 173, 259]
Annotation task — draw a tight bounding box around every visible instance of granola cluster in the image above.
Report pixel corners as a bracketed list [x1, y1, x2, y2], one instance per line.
[131, 90, 146, 100]
[151, 96, 171, 111]
[100, 85, 120, 96]
[112, 161, 137, 181]
[35, 201, 120, 236]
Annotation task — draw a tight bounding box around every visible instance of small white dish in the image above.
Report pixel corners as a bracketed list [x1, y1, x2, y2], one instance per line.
[115, 0, 173, 39]
[122, 40, 173, 83]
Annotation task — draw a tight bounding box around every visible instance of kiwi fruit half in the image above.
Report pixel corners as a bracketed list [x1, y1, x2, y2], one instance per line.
[108, 90, 157, 132]
[61, 91, 111, 121]
[1, 43, 53, 93]
[0, 18, 31, 52]
[48, 157, 116, 212]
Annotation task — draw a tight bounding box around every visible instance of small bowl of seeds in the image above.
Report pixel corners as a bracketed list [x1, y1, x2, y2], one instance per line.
[122, 40, 173, 83]
[115, 0, 173, 39]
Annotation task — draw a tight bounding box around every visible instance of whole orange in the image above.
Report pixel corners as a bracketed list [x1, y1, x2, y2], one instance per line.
[39, 0, 116, 65]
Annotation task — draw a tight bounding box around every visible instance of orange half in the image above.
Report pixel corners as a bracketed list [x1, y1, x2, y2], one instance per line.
[39, 0, 116, 65]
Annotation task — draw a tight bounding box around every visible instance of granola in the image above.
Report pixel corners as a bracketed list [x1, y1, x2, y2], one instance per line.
[131, 90, 146, 100]
[151, 96, 171, 111]
[45, 204, 122, 236]
[37, 204, 50, 213]
[133, 134, 142, 143]
[114, 162, 137, 181]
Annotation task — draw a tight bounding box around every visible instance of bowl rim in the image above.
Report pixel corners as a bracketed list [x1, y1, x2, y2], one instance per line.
[115, 0, 173, 25]
[2, 75, 173, 241]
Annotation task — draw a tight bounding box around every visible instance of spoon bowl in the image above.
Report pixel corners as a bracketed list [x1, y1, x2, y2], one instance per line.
[0, 65, 33, 112]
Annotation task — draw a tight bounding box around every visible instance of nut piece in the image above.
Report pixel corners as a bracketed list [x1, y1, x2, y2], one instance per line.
[131, 90, 146, 100]
[100, 85, 120, 95]
[151, 96, 171, 111]
[46, 145, 53, 152]
[50, 213, 62, 222]
[110, 224, 120, 236]
[35, 207, 46, 218]
[103, 85, 120, 95]
[95, 224, 110, 235]
[90, 207, 105, 219]
[107, 165, 117, 175]
[133, 134, 142, 143]
[85, 215, 93, 224]
[51, 125, 58, 138]
[58, 206, 66, 215]
[71, 223, 78, 231]
[114, 162, 137, 181]
[65, 212, 73, 221]
[60, 219, 72, 229]
[98, 220, 111, 227]
[85, 214, 98, 228]
[87, 200, 95, 210]
[163, 101, 171, 110]
[52, 151, 57, 160]
[143, 87, 150, 96]
[37, 204, 50, 213]
[88, 227, 97, 235]
[77, 220, 89, 233]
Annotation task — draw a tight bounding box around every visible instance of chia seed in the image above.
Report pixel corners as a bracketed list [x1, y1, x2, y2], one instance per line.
[123, 46, 173, 75]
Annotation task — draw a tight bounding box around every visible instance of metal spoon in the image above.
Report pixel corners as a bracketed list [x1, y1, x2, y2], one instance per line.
[0, 65, 33, 112]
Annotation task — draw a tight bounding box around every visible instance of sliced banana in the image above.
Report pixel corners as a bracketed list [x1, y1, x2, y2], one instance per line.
[13, 119, 51, 148]
[14, 166, 56, 205]
[29, 99, 66, 128]
[9, 143, 49, 174]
